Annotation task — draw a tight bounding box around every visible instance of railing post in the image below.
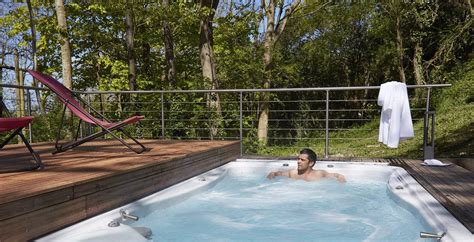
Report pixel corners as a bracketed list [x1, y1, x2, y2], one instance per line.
[79, 95, 83, 139]
[423, 87, 434, 160]
[325, 90, 329, 158]
[161, 92, 165, 139]
[87, 94, 92, 136]
[35, 89, 44, 114]
[0, 92, 3, 117]
[26, 88, 32, 143]
[423, 111, 436, 160]
[425, 87, 431, 113]
[239, 91, 243, 156]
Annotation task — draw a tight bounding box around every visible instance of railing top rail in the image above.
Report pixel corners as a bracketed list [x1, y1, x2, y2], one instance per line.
[0, 83, 451, 94]
[74, 84, 451, 94]
[0, 83, 49, 91]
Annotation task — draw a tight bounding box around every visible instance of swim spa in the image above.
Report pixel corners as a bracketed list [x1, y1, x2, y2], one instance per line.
[38, 159, 473, 242]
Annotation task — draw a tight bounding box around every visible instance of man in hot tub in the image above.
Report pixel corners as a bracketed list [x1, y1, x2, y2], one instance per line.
[267, 148, 346, 183]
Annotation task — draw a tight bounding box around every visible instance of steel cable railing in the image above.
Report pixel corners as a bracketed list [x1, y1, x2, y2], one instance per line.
[0, 83, 451, 157]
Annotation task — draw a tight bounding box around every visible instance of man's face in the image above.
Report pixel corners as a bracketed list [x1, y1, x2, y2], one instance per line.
[297, 154, 314, 172]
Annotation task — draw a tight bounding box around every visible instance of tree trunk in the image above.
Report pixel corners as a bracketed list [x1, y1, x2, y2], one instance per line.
[0, 43, 5, 113]
[163, 0, 176, 88]
[14, 49, 25, 143]
[413, 41, 424, 85]
[198, 0, 221, 139]
[55, 0, 73, 90]
[14, 49, 24, 117]
[55, 0, 73, 125]
[257, 0, 301, 145]
[413, 40, 426, 103]
[125, 0, 137, 91]
[26, 0, 44, 114]
[257, 0, 276, 145]
[26, 0, 37, 72]
[125, 0, 138, 116]
[395, 15, 406, 83]
[142, 42, 151, 77]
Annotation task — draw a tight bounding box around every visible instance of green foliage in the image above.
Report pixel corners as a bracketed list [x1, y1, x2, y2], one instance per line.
[214, 10, 263, 89]
[0, 1, 472, 158]
[256, 60, 473, 158]
[434, 60, 474, 111]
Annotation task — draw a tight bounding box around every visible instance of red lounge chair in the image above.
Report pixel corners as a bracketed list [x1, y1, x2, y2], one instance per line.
[0, 116, 43, 171]
[28, 70, 146, 154]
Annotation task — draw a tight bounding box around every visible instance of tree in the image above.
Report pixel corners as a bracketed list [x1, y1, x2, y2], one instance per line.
[423, 1, 473, 82]
[257, 0, 301, 145]
[26, 0, 45, 113]
[197, 0, 221, 138]
[163, 0, 176, 87]
[26, 0, 37, 71]
[125, 0, 137, 91]
[54, 0, 74, 135]
[405, 2, 440, 86]
[380, 2, 408, 83]
[14, 48, 25, 120]
[0, 38, 6, 107]
[54, 0, 73, 90]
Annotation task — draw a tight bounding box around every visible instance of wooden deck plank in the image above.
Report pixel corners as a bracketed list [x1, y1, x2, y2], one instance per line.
[386, 157, 474, 233]
[0, 140, 236, 203]
[0, 139, 240, 241]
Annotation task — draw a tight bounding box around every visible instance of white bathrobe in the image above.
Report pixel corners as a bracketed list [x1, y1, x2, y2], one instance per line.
[378, 81, 414, 148]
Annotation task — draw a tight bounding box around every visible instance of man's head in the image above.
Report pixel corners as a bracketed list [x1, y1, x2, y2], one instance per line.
[297, 148, 317, 173]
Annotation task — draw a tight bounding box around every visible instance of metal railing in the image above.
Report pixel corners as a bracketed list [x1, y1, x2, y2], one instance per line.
[0, 83, 451, 157]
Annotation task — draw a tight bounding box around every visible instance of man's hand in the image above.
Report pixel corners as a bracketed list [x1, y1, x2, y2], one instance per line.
[267, 171, 277, 179]
[337, 174, 346, 183]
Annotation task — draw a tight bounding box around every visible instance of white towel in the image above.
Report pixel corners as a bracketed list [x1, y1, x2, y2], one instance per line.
[378, 81, 414, 148]
[421, 159, 451, 167]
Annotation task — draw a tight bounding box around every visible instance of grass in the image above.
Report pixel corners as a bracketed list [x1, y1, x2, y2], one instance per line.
[254, 60, 473, 159]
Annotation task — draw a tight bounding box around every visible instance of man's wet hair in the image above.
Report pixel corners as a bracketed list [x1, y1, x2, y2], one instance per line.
[300, 148, 317, 164]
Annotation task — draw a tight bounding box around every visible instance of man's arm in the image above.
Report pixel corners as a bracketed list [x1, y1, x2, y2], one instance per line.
[324, 171, 346, 183]
[267, 170, 291, 179]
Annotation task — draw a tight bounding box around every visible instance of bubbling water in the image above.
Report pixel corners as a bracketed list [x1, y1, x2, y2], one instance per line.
[134, 167, 429, 242]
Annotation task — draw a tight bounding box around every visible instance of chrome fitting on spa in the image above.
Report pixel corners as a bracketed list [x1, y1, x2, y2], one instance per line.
[108, 220, 120, 227]
[420, 231, 446, 240]
[120, 209, 139, 221]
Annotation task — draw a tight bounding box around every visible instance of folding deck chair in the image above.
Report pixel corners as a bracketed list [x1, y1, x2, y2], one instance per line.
[0, 115, 43, 171]
[28, 70, 146, 154]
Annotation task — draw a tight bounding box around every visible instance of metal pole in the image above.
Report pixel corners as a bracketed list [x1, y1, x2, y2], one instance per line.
[0, 92, 3, 117]
[423, 87, 435, 160]
[425, 87, 431, 113]
[87, 94, 92, 136]
[26, 89, 32, 143]
[79, 95, 83, 138]
[161, 92, 165, 139]
[239, 91, 243, 156]
[325, 90, 329, 158]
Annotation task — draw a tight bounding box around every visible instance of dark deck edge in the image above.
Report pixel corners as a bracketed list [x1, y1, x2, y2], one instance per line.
[0, 142, 241, 241]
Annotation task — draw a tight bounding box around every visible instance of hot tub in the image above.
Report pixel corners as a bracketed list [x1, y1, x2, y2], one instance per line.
[38, 159, 473, 242]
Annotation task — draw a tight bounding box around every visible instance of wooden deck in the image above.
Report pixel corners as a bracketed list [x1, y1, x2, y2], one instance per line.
[318, 157, 474, 234]
[1, 143, 472, 240]
[389, 158, 474, 234]
[324, 157, 474, 234]
[0, 139, 240, 241]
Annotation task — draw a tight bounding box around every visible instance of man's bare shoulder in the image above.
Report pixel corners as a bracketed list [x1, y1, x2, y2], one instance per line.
[312, 169, 328, 176]
[288, 169, 299, 178]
